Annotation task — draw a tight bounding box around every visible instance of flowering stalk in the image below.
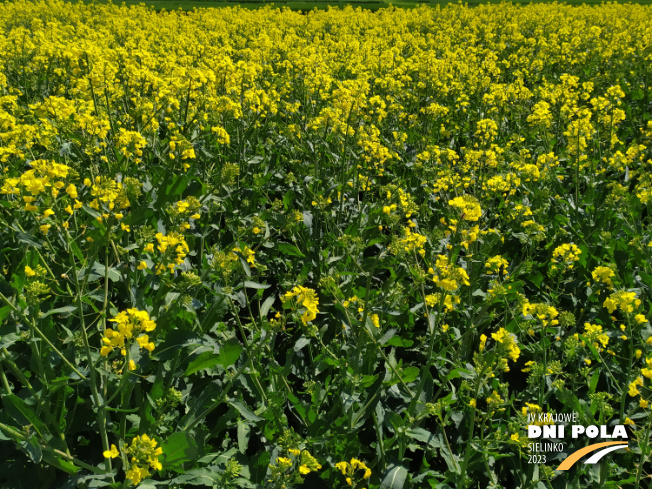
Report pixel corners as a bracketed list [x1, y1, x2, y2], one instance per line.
[65, 231, 113, 479]
[619, 322, 634, 427]
[228, 296, 267, 403]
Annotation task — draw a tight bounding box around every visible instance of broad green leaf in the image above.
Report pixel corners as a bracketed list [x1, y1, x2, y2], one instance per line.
[184, 339, 243, 376]
[528, 271, 544, 289]
[229, 400, 263, 422]
[43, 452, 80, 475]
[0, 333, 20, 349]
[260, 295, 275, 318]
[39, 305, 77, 318]
[0, 305, 11, 323]
[589, 370, 600, 394]
[401, 366, 419, 384]
[386, 336, 414, 348]
[277, 243, 305, 257]
[380, 464, 407, 489]
[15, 231, 43, 249]
[244, 280, 270, 290]
[21, 436, 42, 463]
[294, 337, 310, 352]
[170, 468, 222, 485]
[378, 329, 396, 346]
[161, 432, 198, 468]
[406, 428, 441, 449]
[3, 395, 50, 437]
[237, 420, 250, 454]
[91, 262, 121, 282]
[282, 191, 294, 210]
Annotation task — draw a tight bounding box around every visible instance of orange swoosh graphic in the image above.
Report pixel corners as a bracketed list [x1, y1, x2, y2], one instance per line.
[556, 441, 626, 471]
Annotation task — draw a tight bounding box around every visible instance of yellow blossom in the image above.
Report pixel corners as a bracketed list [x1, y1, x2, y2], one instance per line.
[103, 444, 119, 459]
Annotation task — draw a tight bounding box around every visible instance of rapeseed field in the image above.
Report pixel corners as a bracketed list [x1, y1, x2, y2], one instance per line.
[0, 1, 651, 487]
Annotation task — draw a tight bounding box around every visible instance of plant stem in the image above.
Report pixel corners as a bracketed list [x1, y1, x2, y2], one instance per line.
[65, 231, 113, 479]
[0, 290, 87, 379]
[0, 363, 11, 394]
[228, 296, 267, 403]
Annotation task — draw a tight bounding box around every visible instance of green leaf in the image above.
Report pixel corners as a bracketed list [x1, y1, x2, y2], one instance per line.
[39, 305, 77, 318]
[244, 281, 270, 290]
[277, 243, 305, 257]
[529, 272, 544, 288]
[91, 262, 121, 282]
[67, 239, 84, 263]
[260, 295, 275, 318]
[380, 464, 407, 489]
[0, 305, 11, 323]
[385, 336, 413, 348]
[401, 366, 419, 384]
[589, 370, 600, 394]
[0, 333, 20, 349]
[184, 339, 243, 376]
[604, 478, 636, 488]
[161, 432, 198, 468]
[0, 275, 13, 296]
[42, 451, 80, 475]
[15, 231, 43, 249]
[184, 351, 221, 376]
[171, 468, 222, 485]
[237, 420, 250, 454]
[250, 451, 271, 484]
[21, 436, 42, 463]
[229, 400, 263, 422]
[2, 395, 50, 437]
[406, 428, 441, 449]
[378, 329, 396, 346]
[294, 337, 310, 352]
[178, 383, 221, 431]
[282, 191, 294, 210]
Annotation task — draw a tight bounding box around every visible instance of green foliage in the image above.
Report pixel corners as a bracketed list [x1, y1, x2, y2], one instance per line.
[0, 1, 651, 488]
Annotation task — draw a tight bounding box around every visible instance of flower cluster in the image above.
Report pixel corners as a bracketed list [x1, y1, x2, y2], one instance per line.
[430, 255, 470, 292]
[448, 195, 482, 221]
[116, 128, 147, 163]
[124, 434, 163, 485]
[103, 434, 163, 486]
[232, 245, 256, 266]
[0, 160, 72, 197]
[389, 227, 427, 256]
[484, 255, 509, 276]
[151, 231, 190, 274]
[289, 449, 322, 475]
[100, 308, 156, 360]
[551, 243, 581, 271]
[267, 448, 321, 486]
[491, 327, 521, 363]
[89, 176, 131, 212]
[208, 244, 256, 278]
[591, 265, 616, 289]
[522, 302, 560, 327]
[603, 290, 642, 315]
[283, 286, 320, 325]
[0, 160, 79, 232]
[335, 458, 372, 488]
[425, 292, 461, 313]
[23, 264, 51, 304]
[167, 197, 201, 231]
[576, 322, 609, 353]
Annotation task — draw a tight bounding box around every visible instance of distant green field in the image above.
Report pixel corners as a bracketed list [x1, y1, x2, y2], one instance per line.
[72, 0, 652, 12]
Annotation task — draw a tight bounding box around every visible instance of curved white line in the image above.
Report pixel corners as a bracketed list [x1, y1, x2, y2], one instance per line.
[583, 444, 628, 464]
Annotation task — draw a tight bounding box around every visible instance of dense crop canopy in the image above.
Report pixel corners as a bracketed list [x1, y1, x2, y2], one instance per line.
[0, 0, 651, 487]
